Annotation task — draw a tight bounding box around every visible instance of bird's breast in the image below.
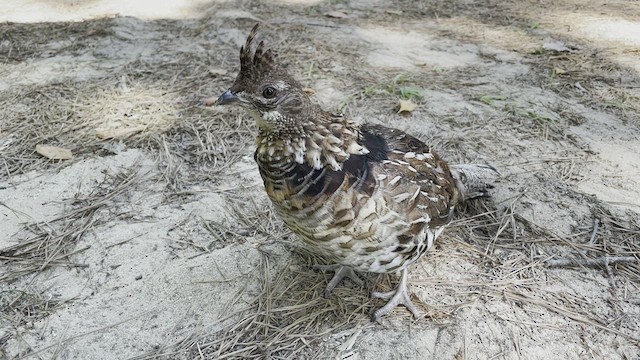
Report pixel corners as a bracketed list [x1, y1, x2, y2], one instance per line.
[254, 155, 445, 273]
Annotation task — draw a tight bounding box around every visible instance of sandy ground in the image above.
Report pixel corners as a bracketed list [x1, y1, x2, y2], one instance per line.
[1, 0, 640, 359]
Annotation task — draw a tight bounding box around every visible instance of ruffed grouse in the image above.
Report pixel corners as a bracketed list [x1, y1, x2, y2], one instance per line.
[210, 24, 497, 320]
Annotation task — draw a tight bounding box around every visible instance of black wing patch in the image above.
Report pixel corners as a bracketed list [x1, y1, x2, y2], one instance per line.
[288, 163, 345, 197]
[361, 129, 389, 162]
[340, 125, 392, 196]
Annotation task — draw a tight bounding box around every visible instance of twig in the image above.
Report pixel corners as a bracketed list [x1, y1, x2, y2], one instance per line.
[546, 256, 637, 268]
[589, 218, 600, 244]
[105, 234, 144, 249]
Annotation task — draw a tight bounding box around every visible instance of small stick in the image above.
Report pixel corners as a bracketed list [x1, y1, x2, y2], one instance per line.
[546, 256, 637, 268]
[589, 218, 600, 244]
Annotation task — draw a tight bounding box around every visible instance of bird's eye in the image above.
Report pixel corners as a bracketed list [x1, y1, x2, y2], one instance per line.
[262, 86, 276, 99]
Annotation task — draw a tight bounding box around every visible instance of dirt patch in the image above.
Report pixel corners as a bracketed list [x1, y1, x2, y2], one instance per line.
[1, 0, 639, 359]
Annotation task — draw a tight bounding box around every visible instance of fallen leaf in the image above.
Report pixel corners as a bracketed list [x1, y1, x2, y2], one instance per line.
[96, 126, 145, 139]
[209, 68, 228, 76]
[325, 10, 348, 19]
[36, 144, 73, 160]
[397, 99, 418, 113]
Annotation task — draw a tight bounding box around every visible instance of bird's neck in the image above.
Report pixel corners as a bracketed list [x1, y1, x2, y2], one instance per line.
[254, 111, 369, 171]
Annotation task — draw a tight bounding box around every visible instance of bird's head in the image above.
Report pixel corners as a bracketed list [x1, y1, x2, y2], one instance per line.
[213, 24, 313, 134]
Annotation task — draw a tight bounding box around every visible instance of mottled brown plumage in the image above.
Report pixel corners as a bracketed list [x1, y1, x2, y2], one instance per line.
[211, 24, 497, 320]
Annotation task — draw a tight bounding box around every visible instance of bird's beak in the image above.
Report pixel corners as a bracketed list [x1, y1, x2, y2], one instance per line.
[215, 89, 239, 106]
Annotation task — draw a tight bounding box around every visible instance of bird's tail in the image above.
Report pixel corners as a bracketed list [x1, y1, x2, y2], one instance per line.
[449, 164, 499, 202]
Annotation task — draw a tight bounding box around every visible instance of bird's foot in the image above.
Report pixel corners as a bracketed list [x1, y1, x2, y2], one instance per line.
[312, 264, 364, 298]
[371, 269, 420, 321]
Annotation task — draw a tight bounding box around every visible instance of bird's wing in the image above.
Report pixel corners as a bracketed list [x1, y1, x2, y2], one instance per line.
[349, 124, 459, 228]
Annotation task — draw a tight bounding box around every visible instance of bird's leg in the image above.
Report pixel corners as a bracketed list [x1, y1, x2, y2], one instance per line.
[312, 264, 364, 298]
[371, 269, 420, 320]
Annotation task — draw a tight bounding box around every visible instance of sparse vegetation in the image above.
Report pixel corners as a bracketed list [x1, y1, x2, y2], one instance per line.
[1, 0, 639, 358]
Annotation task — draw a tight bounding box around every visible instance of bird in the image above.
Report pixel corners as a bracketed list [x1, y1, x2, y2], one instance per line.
[209, 24, 497, 320]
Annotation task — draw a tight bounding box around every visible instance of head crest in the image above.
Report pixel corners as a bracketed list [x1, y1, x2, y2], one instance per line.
[240, 24, 275, 76]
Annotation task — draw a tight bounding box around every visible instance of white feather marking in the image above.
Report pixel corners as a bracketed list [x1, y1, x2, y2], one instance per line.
[412, 215, 430, 224]
[346, 142, 369, 155]
[262, 110, 282, 122]
[426, 229, 435, 249]
[327, 156, 341, 171]
[376, 174, 387, 181]
[294, 148, 304, 164]
[404, 152, 416, 159]
[388, 175, 402, 186]
[409, 187, 421, 202]
[335, 211, 355, 224]
[358, 200, 377, 220]
[393, 193, 412, 203]
[307, 149, 322, 169]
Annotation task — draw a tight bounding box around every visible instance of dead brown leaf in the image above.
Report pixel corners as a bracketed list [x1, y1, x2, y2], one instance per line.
[35, 144, 73, 160]
[95, 126, 145, 140]
[397, 99, 418, 113]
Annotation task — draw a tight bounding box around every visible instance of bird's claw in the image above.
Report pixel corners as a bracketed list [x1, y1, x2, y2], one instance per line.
[371, 269, 420, 321]
[312, 264, 364, 297]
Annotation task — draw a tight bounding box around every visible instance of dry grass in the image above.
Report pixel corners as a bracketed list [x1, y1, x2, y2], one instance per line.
[0, 15, 244, 181]
[0, 166, 141, 283]
[443, 195, 640, 342]
[0, 287, 62, 357]
[527, 49, 640, 124]
[0, 19, 117, 64]
[128, 193, 640, 359]
[135, 254, 374, 360]
[135, 193, 640, 359]
[0, 287, 60, 327]
[1, 1, 640, 358]
[0, 79, 177, 180]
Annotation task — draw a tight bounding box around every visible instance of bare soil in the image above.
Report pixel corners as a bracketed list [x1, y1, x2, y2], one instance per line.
[1, 1, 639, 359]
